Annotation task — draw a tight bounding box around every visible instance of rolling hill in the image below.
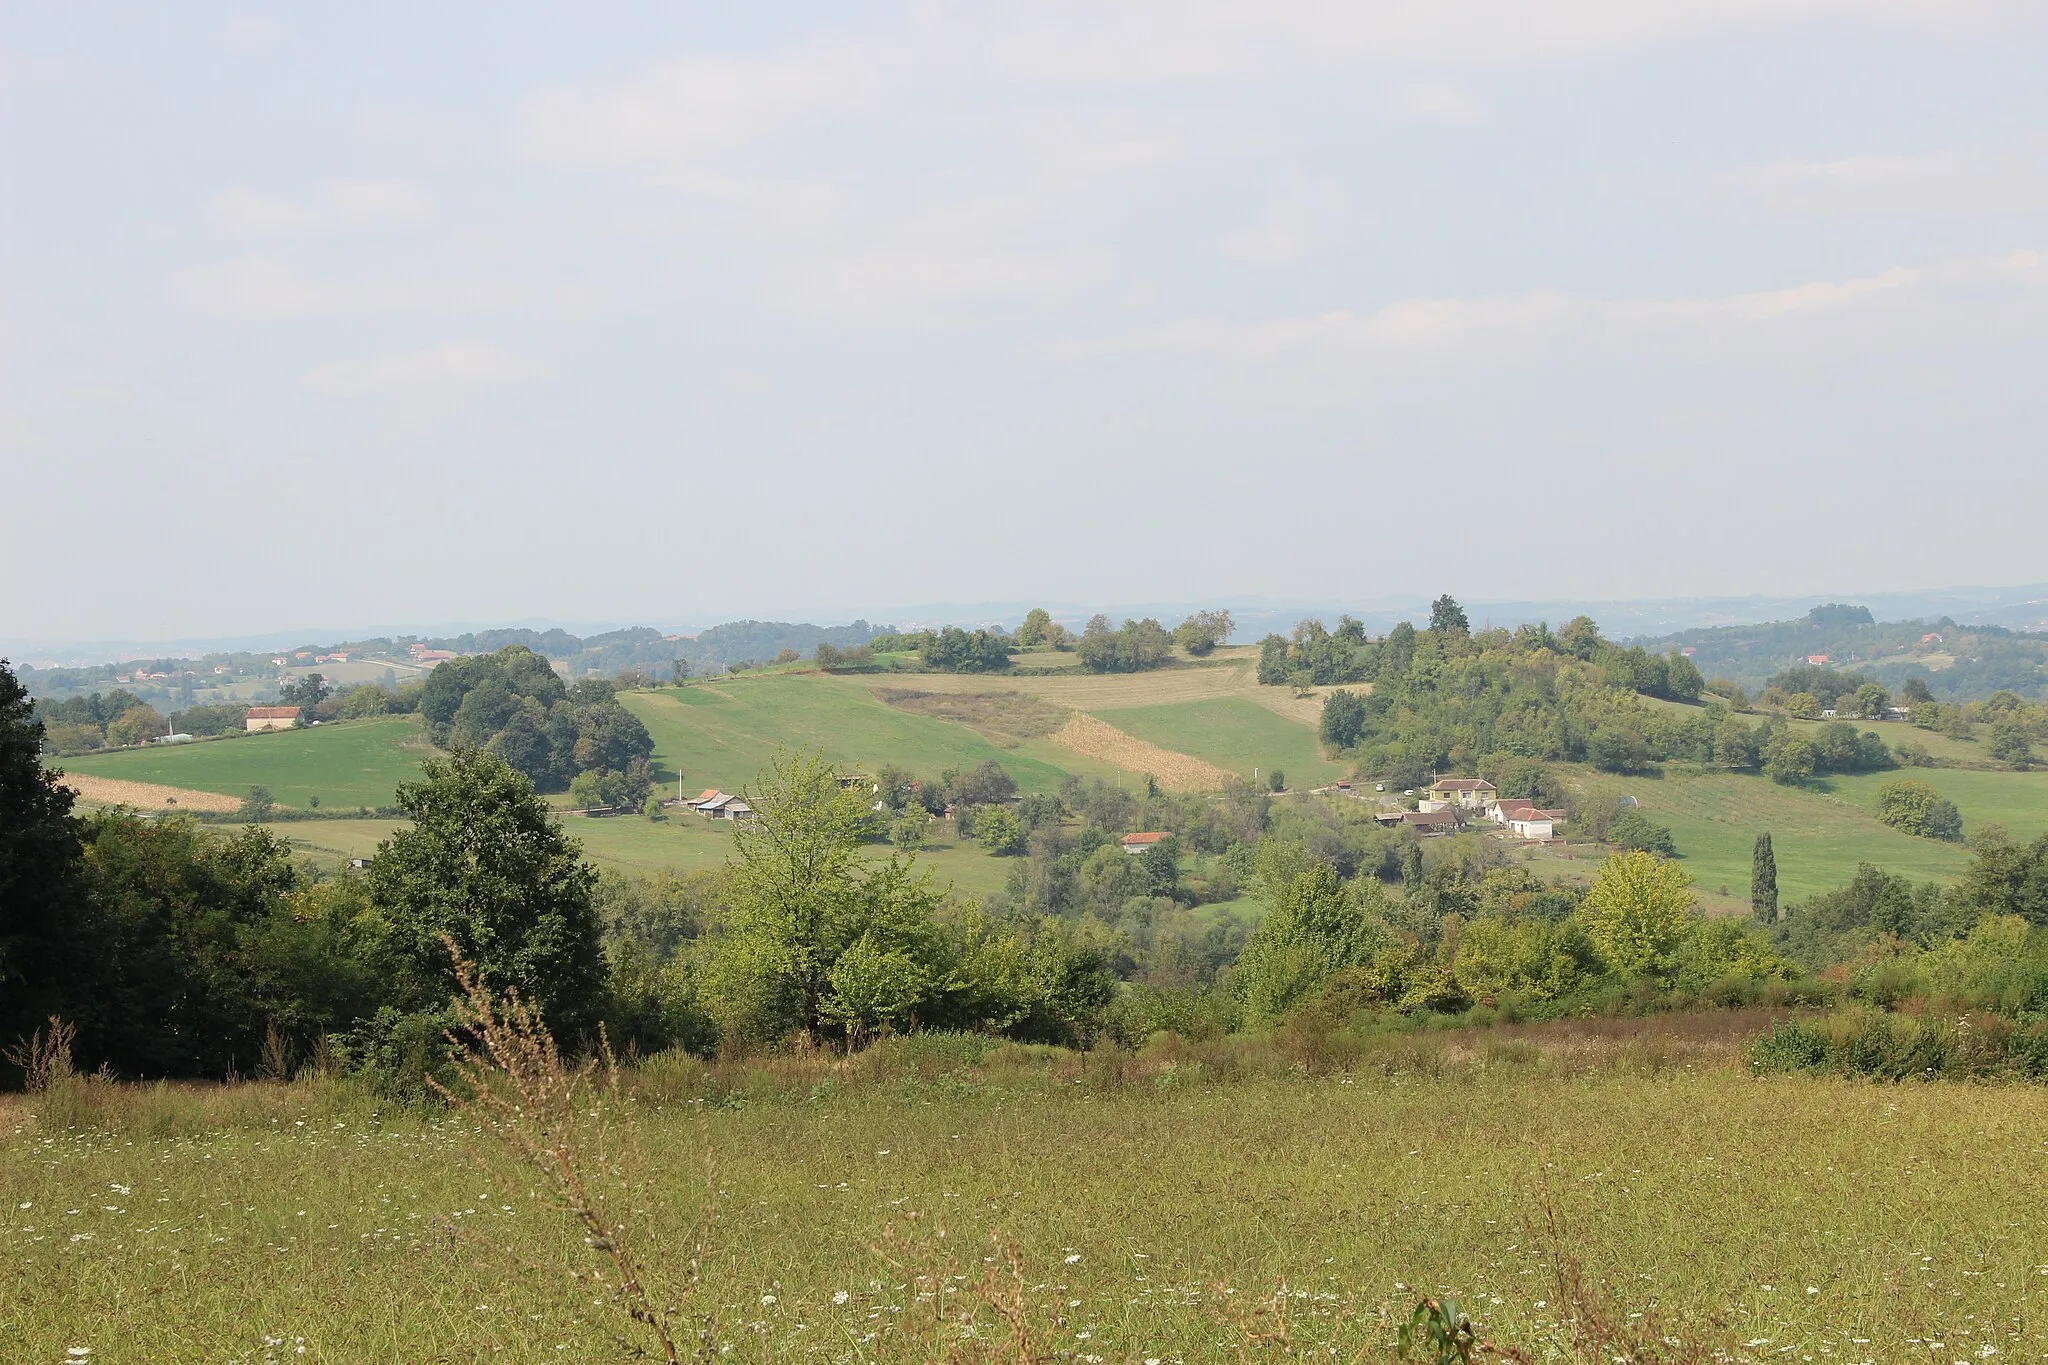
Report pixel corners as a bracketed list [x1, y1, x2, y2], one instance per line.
[57, 714, 433, 811]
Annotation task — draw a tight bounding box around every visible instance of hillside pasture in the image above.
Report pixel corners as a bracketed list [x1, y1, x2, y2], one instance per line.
[1826, 766, 2048, 844]
[621, 678, 1088, 794]
[8, 1032, 2048, 1362]
[56, 715, 434, 811]
[1568, 765, 1975, 903]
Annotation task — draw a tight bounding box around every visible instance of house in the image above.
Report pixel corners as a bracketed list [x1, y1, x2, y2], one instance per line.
[1883, 706, 1913, 722]
[1508, 810, 1566, 841]
[1121, 831, 1172, 856]
[1806, 654, 1830, 665]
[1922, 633, 1944, 644]
[1679, 646, 1697, 657]
[690, 791, 757, 821]
[1419, 777, 1496, 813]
[414, 649, 456, 664]
[1489, 798, 1537, 826]
[1401, 809, 1459, 836]
[245, 706, 300, 732]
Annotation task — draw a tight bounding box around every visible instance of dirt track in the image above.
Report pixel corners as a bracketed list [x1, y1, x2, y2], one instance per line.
[1046, 713, 1230, 793]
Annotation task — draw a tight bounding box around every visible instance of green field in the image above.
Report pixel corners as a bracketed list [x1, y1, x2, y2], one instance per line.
[1095, 695, 1347, 787]
[622, 677, 1093, 795]
[1570, 765, 1980, 903]
[8, 1025, 2046, 1361]
[1827, 766, 2048, 843]
[60, 715, 434, 810]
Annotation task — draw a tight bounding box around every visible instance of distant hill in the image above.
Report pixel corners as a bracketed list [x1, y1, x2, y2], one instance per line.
[1634, 605, 2048, 701]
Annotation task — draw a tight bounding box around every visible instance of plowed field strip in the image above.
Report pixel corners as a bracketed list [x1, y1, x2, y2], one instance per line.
[1046, 713, 1230, 793]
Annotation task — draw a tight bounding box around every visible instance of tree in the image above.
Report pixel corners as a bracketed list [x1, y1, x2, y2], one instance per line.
[1428, 595, 1470, 636]
[1989, 722, 2033, 768]
[107, 703, 169, 747]
[279, 673, 333, 722]
[1016, 608, 1055, 649]
[1580, 851, 1697, 979]
[1076, 618, 1174, 673]
[710, 751, 943, 1044]
[1586, 727, 1648, 774]
[1320, 689, 1368, 750]
[1875, 779, 1963, 841]
[368, 750, 607, 1040]
[1750, 833, 1778, 924]
[1853, 683, 1889, 720]
[1607, 808, 1677, 857]
[947, 759, 1018, 811]
[238, 786, 275, 821]
[975, 804, 1026, 855]
[0, 659, 92, 1065]
[1763, 735, 1817, 785]
[1172, 610, 1235, 656]
[1900, 677, 1934, 705]
[1664, 650, 1706, 702]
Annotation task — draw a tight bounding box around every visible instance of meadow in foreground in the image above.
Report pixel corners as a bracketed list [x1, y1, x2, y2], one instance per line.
[6, 1016, 2046, 1363]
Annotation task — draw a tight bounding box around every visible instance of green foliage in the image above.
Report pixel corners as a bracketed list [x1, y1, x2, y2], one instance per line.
[1398, 1297, 1479, 1365]
[1172, 609, 1234, 656]
[367, 749, 608, 1041]
[975, 804, 1026, 855]
[1234, 863, 1394, 1024]
[107, 703, 170, 747]
[1427, 595, 1469, 636]
[1989, 721, 2034, 767]
[1076, 616, 1175, 673]
[1762, 735, 1817, 785]
[417, 645, 652, 792]
[1606, 808, 1677, 856]
[919, 626, 1011, 673]
[0, 658, 92, 1069]
[1875, 779, 1963, 841]
[1751, 833, 1778, 924]
[1320, 688, 1368, 749]
[1580, 852, 1697, 980]
[171, 702, 252, 736]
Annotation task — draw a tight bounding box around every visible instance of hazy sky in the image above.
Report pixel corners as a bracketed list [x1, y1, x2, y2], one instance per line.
[5, 3, 2047, 645]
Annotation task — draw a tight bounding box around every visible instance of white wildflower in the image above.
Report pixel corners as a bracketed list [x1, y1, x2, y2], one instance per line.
[1065, 1254, 1082, 1264]
[832, 1291, 850, 1306]
[760, 1294, 777, 1306]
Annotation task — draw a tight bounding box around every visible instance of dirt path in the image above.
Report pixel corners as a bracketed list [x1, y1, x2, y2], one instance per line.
[58, 774, 242, 813]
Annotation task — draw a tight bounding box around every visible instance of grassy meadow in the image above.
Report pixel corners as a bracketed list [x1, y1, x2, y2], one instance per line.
[6, 1019, 2047, 1362]
[58, 715, 432, 811]
[1094, 695, 1348, 787]
[621, 678, 1096, 795]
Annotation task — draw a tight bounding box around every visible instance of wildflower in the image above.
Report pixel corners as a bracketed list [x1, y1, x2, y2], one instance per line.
[17, 1202, 29, 1210]
[67, 1351, 90, 1360]
[1065, 1254, 1082, 1264]
[109, 1185, 130, 1196]
[1806, 1287, 1820, 1295]
[832, 1291, 850, 1306]
[760, 1294, 777, 1306]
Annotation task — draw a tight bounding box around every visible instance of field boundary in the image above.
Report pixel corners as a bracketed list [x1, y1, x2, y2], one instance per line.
[1047, 712, 1230, 792]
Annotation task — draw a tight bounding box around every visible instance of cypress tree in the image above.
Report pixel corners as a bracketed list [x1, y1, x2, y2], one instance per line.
[1751, 832, 1779, 923]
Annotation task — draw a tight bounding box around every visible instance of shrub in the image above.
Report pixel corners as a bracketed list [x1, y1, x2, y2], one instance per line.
[1874, 778, 1963, 841]
[1607, 808, 1677, 857]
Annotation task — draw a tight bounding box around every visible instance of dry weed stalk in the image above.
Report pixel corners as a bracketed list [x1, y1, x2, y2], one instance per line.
[4, 1014, 77, 1093]
[867, 1218, 1060, 1363]
[1528, 1194, 1723, 1365]
[430, 944, 707, 1363]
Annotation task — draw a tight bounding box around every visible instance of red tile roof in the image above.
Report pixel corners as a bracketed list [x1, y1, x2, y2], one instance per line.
[1121, 831, 1171, 845]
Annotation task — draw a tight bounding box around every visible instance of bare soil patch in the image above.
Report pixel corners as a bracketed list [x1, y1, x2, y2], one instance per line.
[58, 774, 243, 813]
[872, 688, 1070, 747]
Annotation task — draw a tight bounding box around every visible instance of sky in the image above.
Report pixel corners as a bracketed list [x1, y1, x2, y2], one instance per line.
[4, 2, 2047, 648]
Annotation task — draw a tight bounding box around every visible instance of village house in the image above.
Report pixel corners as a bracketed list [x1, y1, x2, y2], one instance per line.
[1418, 777, 1496, 813]
[1121, 831, 1172, 856]
[686, 789, 757, 821]
[244, 706, 299, 733]
[1400, 809, 1459, 836]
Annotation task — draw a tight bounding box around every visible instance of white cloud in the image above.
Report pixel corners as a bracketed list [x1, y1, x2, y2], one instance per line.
[207, 179, 435, 236]
[306, 342, 521, 395]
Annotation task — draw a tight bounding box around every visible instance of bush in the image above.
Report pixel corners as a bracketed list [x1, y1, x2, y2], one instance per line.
[1874, 779, 1963, 841]
[1606, 808, 1677, 857]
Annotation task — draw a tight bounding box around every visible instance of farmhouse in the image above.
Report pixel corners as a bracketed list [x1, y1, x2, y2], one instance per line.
[244, 706, 299, 732]
[1806, 654, 1830, 665]
[688, 790, 757, 821]
[1419, 777, 1496, 812]
[1121, 831, 1172, 856]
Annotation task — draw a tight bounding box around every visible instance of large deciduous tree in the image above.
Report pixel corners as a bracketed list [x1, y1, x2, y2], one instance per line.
[368, 749, 607, 1040]
[1582, 851, 1697, 980]
[0, 660, 91, 1063]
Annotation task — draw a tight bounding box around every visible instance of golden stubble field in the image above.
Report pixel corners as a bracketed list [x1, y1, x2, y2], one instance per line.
[5, 1017, 2045, 1363]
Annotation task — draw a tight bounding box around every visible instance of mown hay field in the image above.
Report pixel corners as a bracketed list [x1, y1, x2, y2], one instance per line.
[1094, 696, 1348, 788]
[621, 678, 1106, 795]
[57, 715, 435, 812]
[6, 1019, 2046, 1362]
